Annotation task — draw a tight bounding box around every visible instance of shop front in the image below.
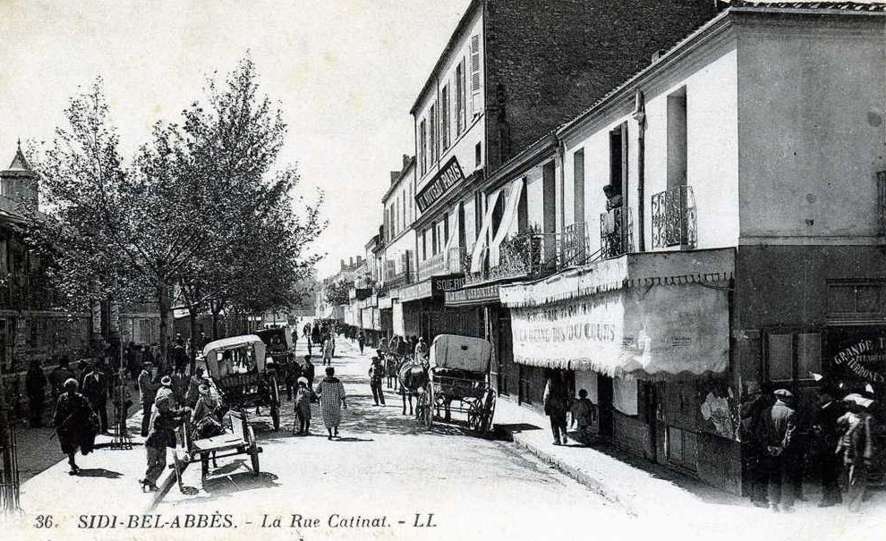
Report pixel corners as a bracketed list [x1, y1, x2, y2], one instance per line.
[500, 248, 740, 490]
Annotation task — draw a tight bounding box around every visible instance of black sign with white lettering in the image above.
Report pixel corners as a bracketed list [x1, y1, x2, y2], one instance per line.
[415, 157, 465, 212]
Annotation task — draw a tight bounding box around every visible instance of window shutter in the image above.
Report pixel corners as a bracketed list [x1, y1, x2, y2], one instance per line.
[470, 35, 481, 114]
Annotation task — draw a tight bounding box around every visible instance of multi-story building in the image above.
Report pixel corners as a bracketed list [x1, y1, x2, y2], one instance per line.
[403, 0, 720, 342]
[465, 2, 885, 494]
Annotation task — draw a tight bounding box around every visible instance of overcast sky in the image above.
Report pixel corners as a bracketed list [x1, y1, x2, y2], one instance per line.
[0, 0, 469, 278]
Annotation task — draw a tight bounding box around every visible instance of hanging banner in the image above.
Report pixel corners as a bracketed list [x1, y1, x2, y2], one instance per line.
[510, 283, 729, 377]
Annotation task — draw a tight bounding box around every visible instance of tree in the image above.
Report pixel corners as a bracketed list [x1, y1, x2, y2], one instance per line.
[325, 279, 353, 306]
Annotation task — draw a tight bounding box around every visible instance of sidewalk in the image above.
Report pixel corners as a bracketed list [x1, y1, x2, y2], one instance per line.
[493, 395, 886, 540]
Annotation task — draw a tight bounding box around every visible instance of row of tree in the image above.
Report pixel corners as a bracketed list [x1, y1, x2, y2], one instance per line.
[23, 57, 325, 364]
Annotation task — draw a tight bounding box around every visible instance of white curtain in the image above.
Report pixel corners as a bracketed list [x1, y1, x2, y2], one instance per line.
[443, 202, 461, 272]
[489, 178, 524, 267]
[470, 190, 501, 274]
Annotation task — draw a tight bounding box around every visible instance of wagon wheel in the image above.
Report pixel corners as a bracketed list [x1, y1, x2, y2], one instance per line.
[248, 426, 261, 476]
[480, 391, 497, 434]
[466, 399, 482, 432]
[269, 375, 281, 431]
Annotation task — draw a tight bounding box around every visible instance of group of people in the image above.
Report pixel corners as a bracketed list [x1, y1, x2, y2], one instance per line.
[303, 321, 336, 365]
[543, 372, 597, 447]
[741, 384, 878, 513]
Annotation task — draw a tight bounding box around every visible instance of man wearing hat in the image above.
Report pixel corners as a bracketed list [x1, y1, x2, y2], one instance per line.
[191, 383, 223, 439]
[302, 354, 316, 394]
[756, 388, 798, 512]
[368, 356, 386, 406]
[739, 381, 770, 507]
[838, 393, 875, 512]
[141, 375, 188, 492]
[812, 386, 845, 507]
[137, 362, 158, 437]
[293, 377, 312, 435]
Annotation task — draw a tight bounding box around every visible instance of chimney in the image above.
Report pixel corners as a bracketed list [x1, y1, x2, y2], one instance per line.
[349, 256, 354, 268]
[340, 259, 345, 270]
[403, 154, 410, 169]
[390, 171, 400, 185]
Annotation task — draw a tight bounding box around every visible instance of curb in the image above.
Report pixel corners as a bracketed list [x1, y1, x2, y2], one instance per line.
[503, 428, 639, 517]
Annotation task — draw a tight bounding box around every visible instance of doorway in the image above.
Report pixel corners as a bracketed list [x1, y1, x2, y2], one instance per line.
[597, 374, 614, 439]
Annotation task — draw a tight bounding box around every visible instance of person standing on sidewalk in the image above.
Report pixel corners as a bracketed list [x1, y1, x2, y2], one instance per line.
[756, 388, 798, 513]
[358, 331, 366, 355]
[739, 381, 771, 508]
[543, 372, 570, 446]
[838, 394, 875, 513]
[50, 357, 75, 401]
[812, 387, 844, 507]
[138, 363, 158, 437]
[293, 377, 312, 435]
[26, 359, 47, 428]
[315, 366, 347, 440]
[369, 356, 386, 406]
[569, 389, 596, 445]
[141, 392, 188, 492]
[322, 336, 334, 366]
[53, 378, 96, 475]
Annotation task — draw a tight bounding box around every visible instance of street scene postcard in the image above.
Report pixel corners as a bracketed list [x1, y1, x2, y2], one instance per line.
[0, 1, 885, 540]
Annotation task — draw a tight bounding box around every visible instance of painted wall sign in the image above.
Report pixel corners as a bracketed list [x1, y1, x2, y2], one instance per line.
[833, 338, 886, 383]
[415, 157, 465, 212]
[445, 284, 500, 306]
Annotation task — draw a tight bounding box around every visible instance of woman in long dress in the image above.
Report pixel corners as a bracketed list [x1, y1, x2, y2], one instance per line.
[315, 366, 347, 439]
[53, 378, 96, 474]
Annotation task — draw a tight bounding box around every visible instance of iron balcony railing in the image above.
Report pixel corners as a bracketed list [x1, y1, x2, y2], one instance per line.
[599, 206, 633, 259]
[651, 185, 697, 249]
[465, 223, 597, 285]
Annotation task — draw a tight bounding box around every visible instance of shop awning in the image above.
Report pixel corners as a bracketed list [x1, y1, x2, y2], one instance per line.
[489, 178, 524, 267]
[503, 249, 734, 378]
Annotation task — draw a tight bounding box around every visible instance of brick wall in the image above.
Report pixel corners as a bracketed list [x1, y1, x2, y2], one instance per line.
[484, 0, 720, 169]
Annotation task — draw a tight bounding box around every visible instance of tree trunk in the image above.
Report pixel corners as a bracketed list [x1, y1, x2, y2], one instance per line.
[157, 282, 170, 370]
[188, 309, 198, 373]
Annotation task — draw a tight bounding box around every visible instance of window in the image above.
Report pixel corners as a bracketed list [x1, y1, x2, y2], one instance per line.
[667, 88, 687, 189]
[431, 222, 438, 256]
[827, 281, 886, 321]
[609, 124, 626, 196]
[766, 331, 822, 382]
[456, 60, 466, 135]
[419, 120, 427, 175]
[429, 105, 437, 165]
[422, 229, 428, 260]
[475, 142, 482, 167]
[441, 85, 450, 152]
[470, 34, 481, 115]
[573, 149, 585, 224]
[402, 190, 407, 228]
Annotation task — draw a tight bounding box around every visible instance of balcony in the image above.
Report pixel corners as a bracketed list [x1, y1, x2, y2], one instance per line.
[416, 246, 463, 282]
[600, 206, 633, 259]
[465, 223, 594, 285]
[651, 185, 696, 249]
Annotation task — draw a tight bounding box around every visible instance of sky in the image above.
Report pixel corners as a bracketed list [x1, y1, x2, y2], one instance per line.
[0, 0, 470, 279]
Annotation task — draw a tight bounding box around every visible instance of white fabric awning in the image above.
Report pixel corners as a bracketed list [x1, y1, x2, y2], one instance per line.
[470, 190, 501, 274]
[489, 178, 524, 268]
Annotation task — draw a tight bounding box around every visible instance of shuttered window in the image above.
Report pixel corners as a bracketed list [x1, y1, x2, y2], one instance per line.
[470, 35, 481, 114]
[429, 105, 437, 165]
[440, 85, 450, 152]
[419, 119, 427, 175]
[456, 60, 466, 135]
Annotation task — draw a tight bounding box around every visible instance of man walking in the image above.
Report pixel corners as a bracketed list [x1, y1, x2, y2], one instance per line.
[140, 379, 188, 492]
[81, 360, 109, 434]
[358, 330, 366, 356]
[138, 363, 157, 437]
[543, 371, 569, 446]
[369, 356, 386, 406]
[756, 388, 798, 512]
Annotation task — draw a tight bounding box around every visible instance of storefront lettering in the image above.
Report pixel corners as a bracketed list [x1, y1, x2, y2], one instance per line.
[517, 321, 618, 344]
[415, 157, 465, 212]
[833, 339, 886, 383]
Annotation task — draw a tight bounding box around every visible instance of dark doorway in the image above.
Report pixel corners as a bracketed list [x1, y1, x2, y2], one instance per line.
[597, 374, 614, 439]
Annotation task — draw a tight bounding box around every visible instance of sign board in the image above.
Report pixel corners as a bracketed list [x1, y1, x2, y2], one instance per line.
[415, 157, 465, 212]
[445, 283, 500, 307]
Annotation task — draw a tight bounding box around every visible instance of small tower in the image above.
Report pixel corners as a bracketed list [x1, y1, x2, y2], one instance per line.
[0, 141, 38, 212]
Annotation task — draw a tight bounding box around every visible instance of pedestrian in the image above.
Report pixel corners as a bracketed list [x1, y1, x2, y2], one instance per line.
[302, 354, 316, 396]
[140, 384, 188, 492]
[138, 362, 158, 437]
[50, 357, 75, 400]
[53, 378, 97, 475]
[81, 360, 109, 434]
[315, 366, 347, 440]
[75, 359, 89, 387]
[812, 387, 844, 507]
[837, 393, 875, 513]
[25, 359, 47, 428]
[739, 381, 771, 508]
[756, 388, 798, 513]
[310, 324, 321, 356]
[369, 356, 386, 406]
[543, 372, 569, 446]
[126, 343, 139, 382]
[285, 354, 302, 401]
[569, 389, 596, 445]
[322, 336, 334, 366]
[358, 330, 366, 355]
[184, 367, 204, 408]
[293, 377, 312, 435]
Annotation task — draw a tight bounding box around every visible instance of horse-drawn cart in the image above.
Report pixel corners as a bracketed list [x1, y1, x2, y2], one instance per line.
[172, 408, 262, 487]
[416, 334, 496, 434]
[202, 335, 282, 430]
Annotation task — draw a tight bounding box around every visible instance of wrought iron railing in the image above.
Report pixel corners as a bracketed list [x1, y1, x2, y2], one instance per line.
[651, 185, 696, 249]
[599, 206, 633, 259]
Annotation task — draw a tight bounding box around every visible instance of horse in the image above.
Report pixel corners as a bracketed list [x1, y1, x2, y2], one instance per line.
[397, 357, 428, 416]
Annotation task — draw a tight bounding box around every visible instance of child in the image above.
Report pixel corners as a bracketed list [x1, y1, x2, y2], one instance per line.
[570, 389, 597, 446]
[294, 377, 312, 435]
